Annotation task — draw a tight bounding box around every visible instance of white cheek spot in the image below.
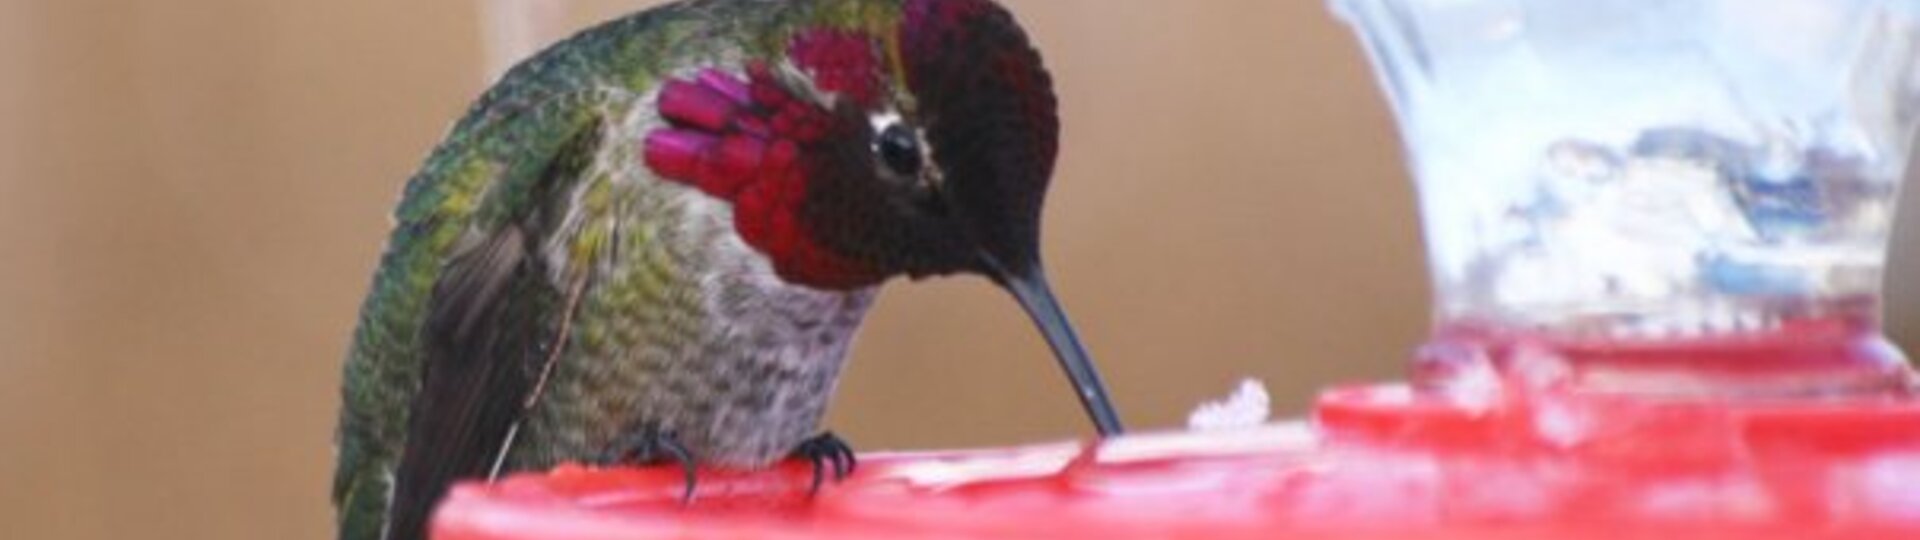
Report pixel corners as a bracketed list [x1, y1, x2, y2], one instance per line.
[868, 110, 904, 134]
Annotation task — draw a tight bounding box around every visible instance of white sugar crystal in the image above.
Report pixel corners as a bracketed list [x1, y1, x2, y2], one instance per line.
[1187, 379, 1272, 431]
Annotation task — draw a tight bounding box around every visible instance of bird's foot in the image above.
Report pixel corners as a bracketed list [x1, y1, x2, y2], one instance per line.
[602, 426, 698, 503]
[790, 431, 856, 496]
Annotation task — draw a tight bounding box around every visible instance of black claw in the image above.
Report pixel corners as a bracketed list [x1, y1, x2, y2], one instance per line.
[809, 454, 829, 495]
[837, 445, 856, 477]
[605, 426, 699, 503]
[791, 431, 857, 497]
[831, 446, 851, 480]
[661, 437, 697, 504]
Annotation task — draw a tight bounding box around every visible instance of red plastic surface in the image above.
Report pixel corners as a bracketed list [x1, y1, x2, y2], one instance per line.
[431, 379, 1920, 539]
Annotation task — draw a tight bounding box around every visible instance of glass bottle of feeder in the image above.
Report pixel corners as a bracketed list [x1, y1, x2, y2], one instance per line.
[1352, 0, 1920, 397]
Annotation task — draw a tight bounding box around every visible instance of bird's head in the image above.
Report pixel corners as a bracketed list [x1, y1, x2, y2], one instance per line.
[645, 0, 1120, 435]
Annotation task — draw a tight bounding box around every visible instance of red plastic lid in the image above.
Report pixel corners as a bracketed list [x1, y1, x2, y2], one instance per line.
[432, 382, 1920, 539]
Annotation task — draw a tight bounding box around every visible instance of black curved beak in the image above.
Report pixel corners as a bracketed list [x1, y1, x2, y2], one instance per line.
[985, 257, 1125, 438]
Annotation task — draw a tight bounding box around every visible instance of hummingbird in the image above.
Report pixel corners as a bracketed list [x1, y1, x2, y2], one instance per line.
[331, 0, 1124, 539]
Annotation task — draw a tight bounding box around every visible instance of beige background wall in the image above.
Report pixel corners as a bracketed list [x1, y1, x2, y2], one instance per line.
[1, 1, 1916, 538]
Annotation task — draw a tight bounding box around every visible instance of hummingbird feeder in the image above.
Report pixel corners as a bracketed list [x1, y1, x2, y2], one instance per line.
[432, 1, 1920, 537]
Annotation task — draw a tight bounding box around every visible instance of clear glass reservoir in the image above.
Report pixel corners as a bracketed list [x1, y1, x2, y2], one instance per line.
[1333, 0, 1920, 395]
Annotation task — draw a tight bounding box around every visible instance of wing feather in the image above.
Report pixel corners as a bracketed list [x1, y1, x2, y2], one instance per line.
[383, 119, 604, 540]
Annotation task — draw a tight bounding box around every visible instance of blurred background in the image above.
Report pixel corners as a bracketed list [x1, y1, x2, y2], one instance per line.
[3, 0, 1919, 538]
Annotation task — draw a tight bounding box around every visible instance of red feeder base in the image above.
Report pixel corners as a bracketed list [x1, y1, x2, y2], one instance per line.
[431, 383, 1920, 539]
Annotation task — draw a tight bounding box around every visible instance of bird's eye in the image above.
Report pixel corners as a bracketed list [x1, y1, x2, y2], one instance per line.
[875, 123, 923, 178]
